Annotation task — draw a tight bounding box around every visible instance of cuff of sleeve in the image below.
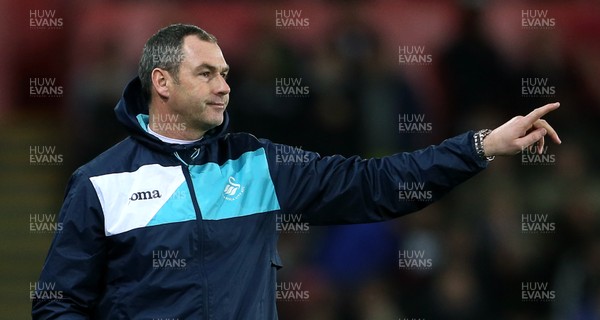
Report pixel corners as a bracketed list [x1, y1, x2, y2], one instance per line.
[468, 130, 491, 169]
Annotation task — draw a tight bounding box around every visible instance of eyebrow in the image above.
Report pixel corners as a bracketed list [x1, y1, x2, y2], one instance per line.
[194, 63, 229, 73]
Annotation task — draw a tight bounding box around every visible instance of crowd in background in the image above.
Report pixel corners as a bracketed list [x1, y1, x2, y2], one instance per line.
[4, 0, 600, 319]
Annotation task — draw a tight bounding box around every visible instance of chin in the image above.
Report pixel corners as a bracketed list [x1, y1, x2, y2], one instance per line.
[212, 114, 224, 125]
[203, 117, 224, 131]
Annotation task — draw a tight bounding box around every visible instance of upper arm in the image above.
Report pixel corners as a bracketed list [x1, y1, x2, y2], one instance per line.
[32, 169, 106, 319]
[264, 132, 487, 225]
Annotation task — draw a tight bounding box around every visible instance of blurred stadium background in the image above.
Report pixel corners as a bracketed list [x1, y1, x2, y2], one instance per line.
[1, 0, 599, 319]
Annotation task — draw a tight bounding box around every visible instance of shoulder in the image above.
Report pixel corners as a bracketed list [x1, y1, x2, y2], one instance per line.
[219, 132, 276, 150]
[76, 137, 141, 177]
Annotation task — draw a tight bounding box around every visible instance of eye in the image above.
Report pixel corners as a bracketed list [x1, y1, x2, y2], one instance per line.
[200, 72, 211, 78]
[221, 72, 228, 80]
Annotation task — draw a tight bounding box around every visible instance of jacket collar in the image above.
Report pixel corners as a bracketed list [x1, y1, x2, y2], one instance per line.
[114, 77, 229, 153]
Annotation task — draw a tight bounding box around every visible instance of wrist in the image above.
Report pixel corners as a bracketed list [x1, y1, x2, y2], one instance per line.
[474, 129, 495, 161]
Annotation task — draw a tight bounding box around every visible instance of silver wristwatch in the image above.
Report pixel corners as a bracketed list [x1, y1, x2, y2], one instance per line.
[474, 129, 495, 162]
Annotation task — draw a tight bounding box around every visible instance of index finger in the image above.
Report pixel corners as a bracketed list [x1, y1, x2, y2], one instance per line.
[523, 102, 560, 123]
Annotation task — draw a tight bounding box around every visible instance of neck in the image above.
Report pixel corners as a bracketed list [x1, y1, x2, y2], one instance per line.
[149, 116, 206, 140]
[147, 125, 202, 144]
[148, 102, 206, 141]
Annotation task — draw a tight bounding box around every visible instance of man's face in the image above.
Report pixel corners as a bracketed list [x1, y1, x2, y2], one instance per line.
[165, 35, 230, 133]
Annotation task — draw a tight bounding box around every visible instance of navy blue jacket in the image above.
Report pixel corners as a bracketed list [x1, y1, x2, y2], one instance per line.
[32, 77, 488, 319]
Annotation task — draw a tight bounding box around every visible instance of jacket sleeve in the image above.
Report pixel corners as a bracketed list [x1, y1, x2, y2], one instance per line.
[265, 131, 489, 225]
[32, 169, 106, 319]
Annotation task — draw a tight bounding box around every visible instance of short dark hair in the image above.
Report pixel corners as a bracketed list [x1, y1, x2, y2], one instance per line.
[138, 24, 218, 101]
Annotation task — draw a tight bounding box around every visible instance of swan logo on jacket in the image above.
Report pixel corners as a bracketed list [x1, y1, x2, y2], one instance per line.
[130, 190, 162, 201]
[223, 176, 244, 201]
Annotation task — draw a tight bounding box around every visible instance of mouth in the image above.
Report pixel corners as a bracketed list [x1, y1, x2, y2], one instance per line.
[206, 101, 226, 109]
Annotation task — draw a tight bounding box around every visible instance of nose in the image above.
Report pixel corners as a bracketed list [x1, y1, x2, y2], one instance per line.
[214, 75, 230, 96]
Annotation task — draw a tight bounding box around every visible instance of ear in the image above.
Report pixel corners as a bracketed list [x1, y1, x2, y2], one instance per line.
[151, 68, 171, 99]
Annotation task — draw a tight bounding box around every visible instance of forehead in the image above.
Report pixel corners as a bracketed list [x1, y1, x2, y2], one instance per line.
[181, 35, 227, 69]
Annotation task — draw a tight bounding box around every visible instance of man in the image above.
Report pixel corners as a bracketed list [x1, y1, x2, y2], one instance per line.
[32, 24, 561, 319]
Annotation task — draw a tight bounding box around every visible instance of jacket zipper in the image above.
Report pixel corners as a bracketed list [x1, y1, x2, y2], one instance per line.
[176, 149, 211, 320]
